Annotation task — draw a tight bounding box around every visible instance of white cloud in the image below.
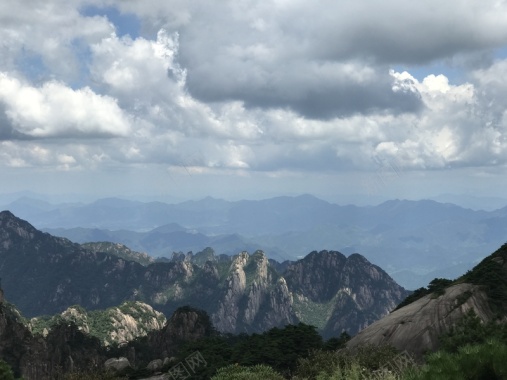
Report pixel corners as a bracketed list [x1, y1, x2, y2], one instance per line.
[0, 0, 113, 81]
[0, 73, 131, 138]
[2, 0, 507, 200]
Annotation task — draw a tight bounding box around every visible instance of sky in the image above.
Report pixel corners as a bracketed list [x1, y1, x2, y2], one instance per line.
[1, 0, 507, 205]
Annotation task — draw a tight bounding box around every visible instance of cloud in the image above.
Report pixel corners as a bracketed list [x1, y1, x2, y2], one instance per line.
[108, 0, 507, 119]
[2, 0, 507, 195]
[0, 0, 113, 82]
[0, 73, 131, 138]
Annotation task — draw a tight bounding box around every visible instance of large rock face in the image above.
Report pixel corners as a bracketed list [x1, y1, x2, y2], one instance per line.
[347, 244, 507, 359]
[346, 283, 493, 359]
[212, 251, 298, 333]
[286, 251, 410, 337]
[149, 306, 214, 357]
[0, 211, 409, 337]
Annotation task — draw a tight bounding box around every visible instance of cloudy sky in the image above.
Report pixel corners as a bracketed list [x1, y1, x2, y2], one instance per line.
[1, 0, 507, 204]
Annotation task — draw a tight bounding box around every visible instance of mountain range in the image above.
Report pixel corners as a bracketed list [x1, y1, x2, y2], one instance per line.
[0, 210, 408, 339]
[2, 207, 507, 377]
[4, 195, 507, 289]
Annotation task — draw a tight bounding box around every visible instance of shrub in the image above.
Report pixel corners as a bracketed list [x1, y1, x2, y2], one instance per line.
[294, 344, 402, 380]
[211, 364, 284, 380]
[0, 360, 14, 380]
[406, 340, 507, 380]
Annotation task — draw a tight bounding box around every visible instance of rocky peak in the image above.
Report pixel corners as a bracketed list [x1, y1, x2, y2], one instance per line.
[284, 250, 409, 337]
[149, 306, 213, 357]
[284, 250, 348, 302]
[0, 210, 38, 248]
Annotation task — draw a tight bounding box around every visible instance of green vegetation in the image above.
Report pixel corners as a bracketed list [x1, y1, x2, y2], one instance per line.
[457, 244, 507, 315]
[396, 243, 507, 313]
[0, 360, 15, 380]
[405, 340, 507, 380]
[292, 295, 337, 330]
[169, 322, 329, 379]
[60, 370, 127, 379]
[211, 364, 285, 380]
[395, 278, 453, 311]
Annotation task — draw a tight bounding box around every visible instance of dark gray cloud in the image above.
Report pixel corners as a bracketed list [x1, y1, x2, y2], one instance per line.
[183, 59, 423, 119]
[158, 0, 507, 119]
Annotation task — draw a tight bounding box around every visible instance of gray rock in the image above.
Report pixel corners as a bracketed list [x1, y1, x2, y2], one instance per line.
[104, 357, 131, 372]
[147, 359, 163, 372]
[346, 283, 494, 360]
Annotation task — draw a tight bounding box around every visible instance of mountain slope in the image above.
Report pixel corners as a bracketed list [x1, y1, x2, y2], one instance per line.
[285, 251, 409, 337]
[347, 243, 507, 358]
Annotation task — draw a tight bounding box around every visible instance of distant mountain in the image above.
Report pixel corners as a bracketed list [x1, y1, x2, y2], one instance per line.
[430, 193, 507, 211]
[0, 211, 408, 337]
[45, 224, 289, 261]
[7, 195, 507, 289]
[81, 242, 155, 266]
[347, 243, 507, 359]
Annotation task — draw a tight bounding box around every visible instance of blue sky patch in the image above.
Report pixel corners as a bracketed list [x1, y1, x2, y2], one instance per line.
[81, 5, 141, 39]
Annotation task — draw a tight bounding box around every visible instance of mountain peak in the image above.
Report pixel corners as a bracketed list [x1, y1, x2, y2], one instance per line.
[0, 210, 15, 219]
[0, 210, 39, 238]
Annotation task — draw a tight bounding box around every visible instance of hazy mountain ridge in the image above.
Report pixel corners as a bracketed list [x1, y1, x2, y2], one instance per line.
[0, 211, 408, 338]
[16, 195, 507, 288]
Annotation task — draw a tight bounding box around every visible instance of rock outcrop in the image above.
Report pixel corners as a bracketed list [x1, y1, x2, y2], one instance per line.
[212, 251, 298, 333]
[104, 357, 131, 373]
[0, 294, 106, 380]
[149, 306, 214, 357]
[347, 243, 507, 359]
[346, 283, 493, 359]
[0, 289, 211, 380]
[30, 301, 167, 346]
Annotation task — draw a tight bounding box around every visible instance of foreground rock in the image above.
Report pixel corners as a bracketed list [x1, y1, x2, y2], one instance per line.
[104, 357, 131, 373]
[347, 284, 494, 360]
